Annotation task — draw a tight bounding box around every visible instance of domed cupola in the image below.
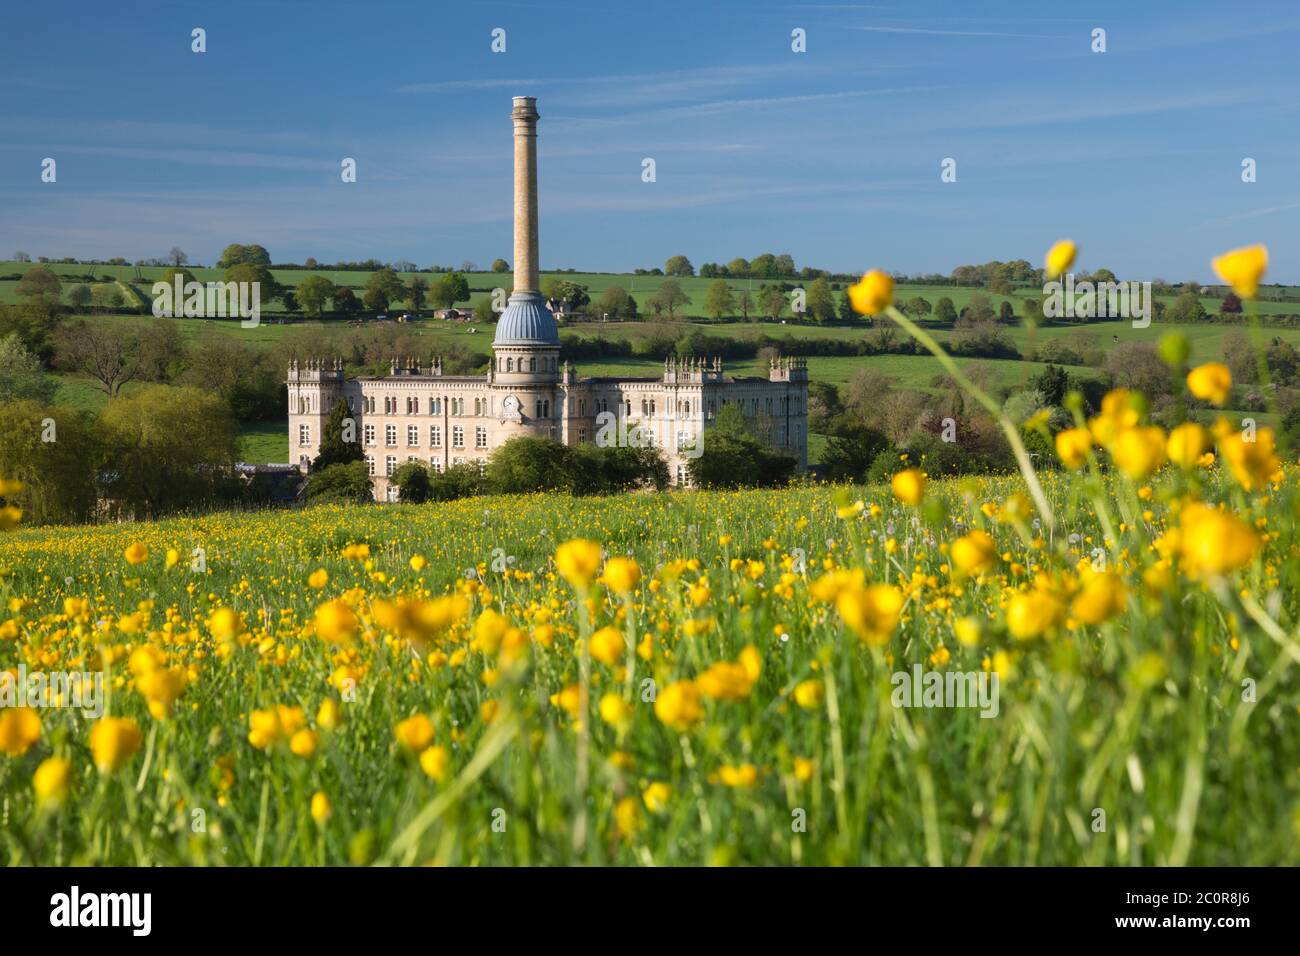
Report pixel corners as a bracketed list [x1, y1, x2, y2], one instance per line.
[493, 291, 558, 346]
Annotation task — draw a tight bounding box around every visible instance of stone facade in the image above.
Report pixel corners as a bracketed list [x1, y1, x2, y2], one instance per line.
[286, 96, 808, 500]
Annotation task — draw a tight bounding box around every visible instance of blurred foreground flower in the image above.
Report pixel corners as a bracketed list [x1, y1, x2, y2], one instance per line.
[0, 706, 41, 756]
[1211, 245, 1267, 299]
[836, 583, 904, 646]
[891, 468, 926, 506]
[90, 717, 142, 773]
[847, 270, 894, 315]
[555, 539, 602, 589]
[1044, 239, 1077, 280]
[1177, 503, 1259, 577]
[1187, 363, 1232, 407]
[33, 757, 73, 808]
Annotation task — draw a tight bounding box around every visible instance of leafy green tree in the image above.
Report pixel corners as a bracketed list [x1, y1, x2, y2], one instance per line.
[1028, 364, 1070, 406]
[1168, 290, 1207, 323]
[55, 318, 182, 396]
[1022, 296, 1043, 325]
[688, 405, 796, 488]
[393, 461, 432, 503]
[821, 422, 889, 482]
[218, 244, 271, 268]
[594, 285, 637, 320]
[1282, 403, 1300, 455]
[807, 381, 844, 432]
[67, 284, 92, 312]
[407, 275, 428, 311]
[305, 461, 373, 504]
[90, 283, 124, 312]
[333, 288, 361, 313]
[963, 292, 997, 324]
[806, 277, 836, 324]
[726, 258, 750, 278]
[313, 398, 364, 470]
[296, 275, 336, 317]
[664, 255, 695, 277]
[487, 436, 576, 493]
[757, 284, 786, 320]
[429, 462, 487, 501]
[96, 385, 239, 519]
[224, 262, 280, 305]
[433, 272, 470, 309]
[570, 443, 668, 493]
[157, 267, 196, 292]
[904, 296, 932, 318]
[1266, 339, 1300, 386]
[0, 400, 97, 524]
[364, 268, 405, 312]
[0, 333, 56, 403]
[540, 278, 590, 312]
[470, 292, 498, 322]
[934, 297, 958, 324]
[0, 299, 63, 362]
[838, 289, 855, 322]
[15, 266, 61, 302]
[736, 290, 755, 320]
[703, 279, 734, 320]
[646, 280, 688, 319]
[491, 258, 510, 273]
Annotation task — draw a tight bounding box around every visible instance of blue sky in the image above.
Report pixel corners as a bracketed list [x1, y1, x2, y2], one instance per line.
[2, 0, 1299, 281]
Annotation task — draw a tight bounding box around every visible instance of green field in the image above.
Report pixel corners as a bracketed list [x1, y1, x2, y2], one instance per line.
[8, 260, 1300, 317]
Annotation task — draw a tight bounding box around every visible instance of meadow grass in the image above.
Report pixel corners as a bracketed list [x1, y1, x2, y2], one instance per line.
[1, 463, 1296, 865]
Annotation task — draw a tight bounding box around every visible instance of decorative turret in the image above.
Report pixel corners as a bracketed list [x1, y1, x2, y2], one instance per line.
[663, 355, 723, 384]
[288, 357, 345, 383]
[388, 356, 426, 377]
[768, 356, 807, 383]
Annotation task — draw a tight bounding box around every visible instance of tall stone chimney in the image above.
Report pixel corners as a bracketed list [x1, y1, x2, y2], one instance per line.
[511, 96, 540, 295]
[492, 96, 559, 355]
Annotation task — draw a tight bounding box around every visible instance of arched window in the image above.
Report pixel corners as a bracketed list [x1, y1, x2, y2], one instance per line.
[507, 358, 515, 372]
[529, 357, 537, 372]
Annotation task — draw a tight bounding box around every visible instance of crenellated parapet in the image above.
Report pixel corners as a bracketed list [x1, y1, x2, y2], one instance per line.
[663, 355, 724, 384]
[287, 358, 345, 383]
[768, 356, 808, 383]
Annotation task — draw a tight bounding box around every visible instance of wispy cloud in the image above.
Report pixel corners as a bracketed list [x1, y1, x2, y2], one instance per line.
[396, 77, 548, 94]
[397, 64, 820, 101]
[0, 143, 333, 172]
[551, 84, 942, 131]
[1201, 199, 1300, 225]
[936, 89, 1256, 132]
[854, 25, 1069, 39]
